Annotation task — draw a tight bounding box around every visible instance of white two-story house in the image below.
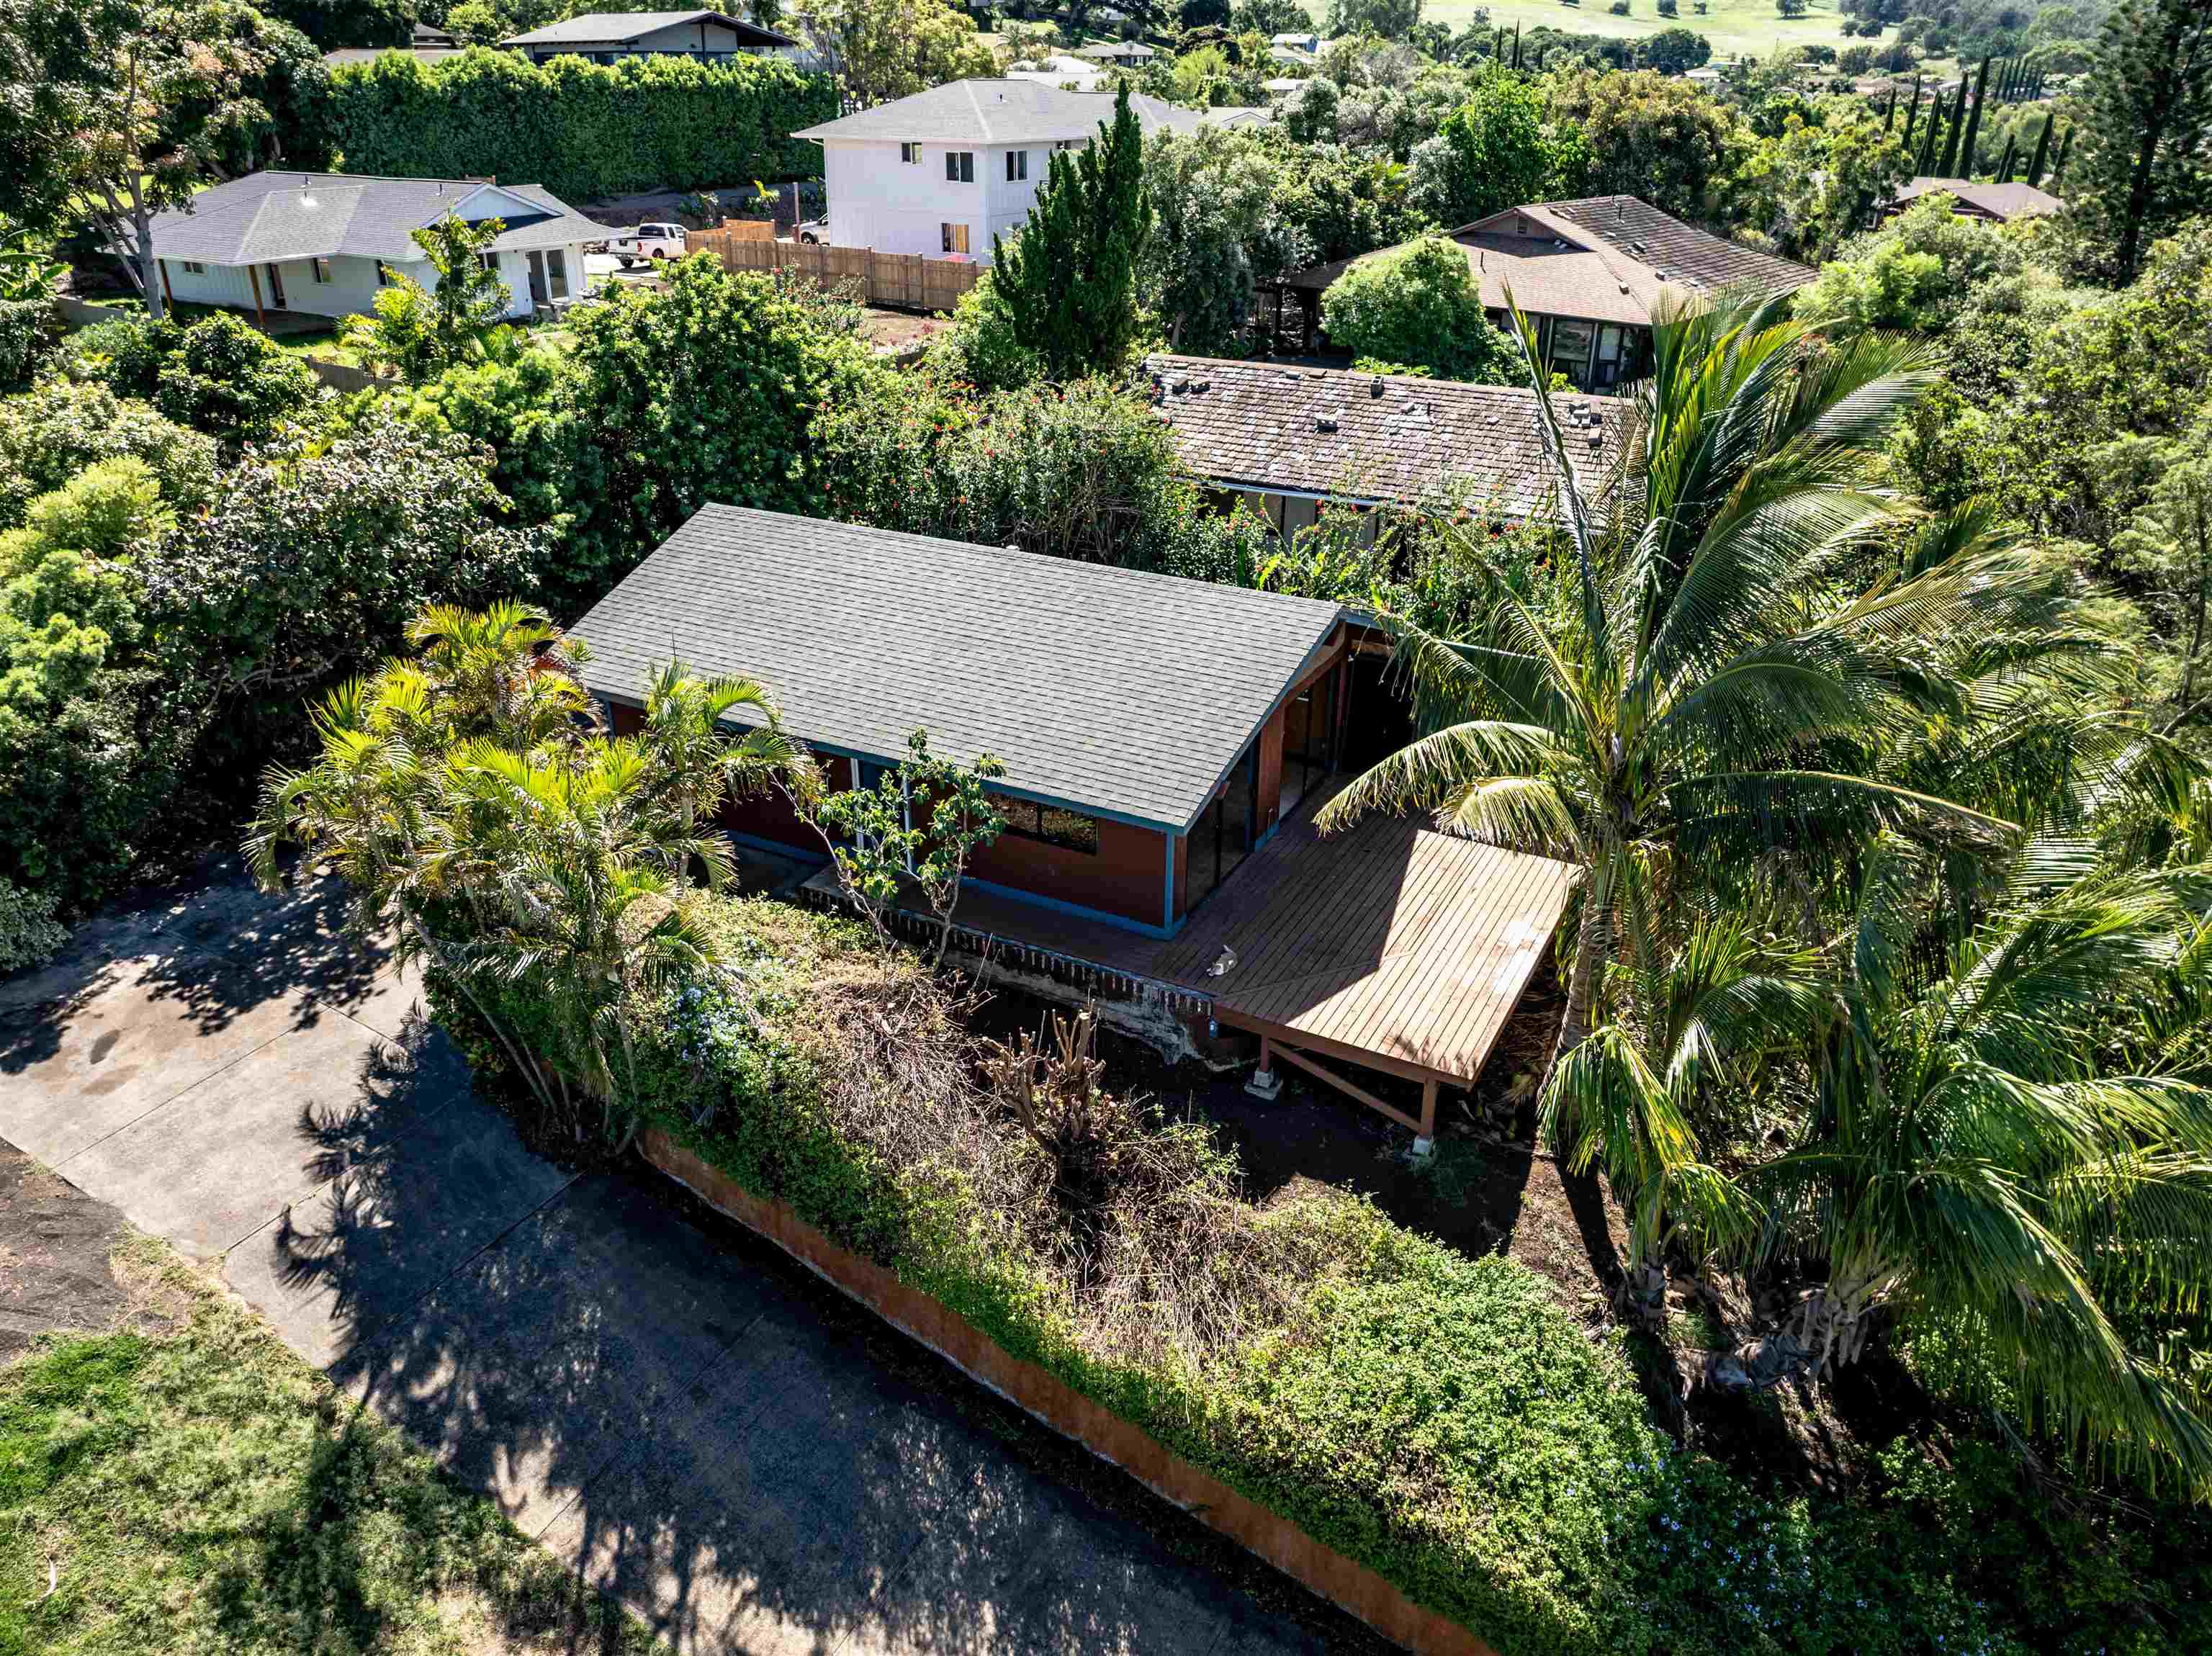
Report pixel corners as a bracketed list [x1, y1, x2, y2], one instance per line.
[792, 81, 1226, 264]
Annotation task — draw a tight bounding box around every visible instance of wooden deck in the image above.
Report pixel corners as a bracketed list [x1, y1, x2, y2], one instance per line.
[803, 784, 1575, 1092]
[1156, 801, 1573, 1086]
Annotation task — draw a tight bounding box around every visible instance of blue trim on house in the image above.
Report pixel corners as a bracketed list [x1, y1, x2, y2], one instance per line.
[962, 876, 1179, 940]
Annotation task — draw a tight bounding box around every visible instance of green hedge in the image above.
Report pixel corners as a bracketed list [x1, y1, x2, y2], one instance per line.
[321, 47, 835, 203]
[428, 896, 2212, 1656]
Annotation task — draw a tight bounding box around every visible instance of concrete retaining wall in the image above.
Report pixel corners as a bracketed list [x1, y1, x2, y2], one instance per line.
[639, 1127, 1497, 1656]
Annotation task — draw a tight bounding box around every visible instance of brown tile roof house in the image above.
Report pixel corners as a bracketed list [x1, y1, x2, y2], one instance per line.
[1281, 196, 1817, 319]
[1880, 177, 2064, 223]
[1143, 354, 1625, 521]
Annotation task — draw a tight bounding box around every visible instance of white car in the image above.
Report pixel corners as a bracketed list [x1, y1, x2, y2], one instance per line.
[608, 222, 687, 266]
[794, 217, 828, 245]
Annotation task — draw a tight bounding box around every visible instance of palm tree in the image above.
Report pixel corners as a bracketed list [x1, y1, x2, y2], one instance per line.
[1543, 912, 1825, 1319]
[434, 736, 731, 1140]
[1320, 291, 2020, 1070]
[634, 658, 815, 840]
[1750, 840, 2212, 1495]
[249, 603, 806, 1140]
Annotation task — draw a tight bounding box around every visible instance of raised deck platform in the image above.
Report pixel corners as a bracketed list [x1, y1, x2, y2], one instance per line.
[802, 785, 1575, 1121]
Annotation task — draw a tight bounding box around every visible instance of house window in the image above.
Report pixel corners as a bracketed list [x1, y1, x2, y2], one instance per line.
[1006, 148, 1028, 181]
[181, 259, 205, 274]
[476, 252, 498, 276]
[376, 261, 395, 287]
[310, 256, 333, 284]
[900, 142, 919, 163]
[940, 222, 970, 255]
[945, 150, 974, 183]
[999, 798, 1100, 855]
[546, 248, 568, 300]
[1055, 138, 1082, 150]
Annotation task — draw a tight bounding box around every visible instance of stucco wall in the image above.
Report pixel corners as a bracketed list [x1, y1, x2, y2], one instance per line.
[822, 135, 1074, 264]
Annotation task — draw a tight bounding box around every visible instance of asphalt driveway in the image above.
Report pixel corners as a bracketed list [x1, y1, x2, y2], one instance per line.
[0, 861, 1343, 1655]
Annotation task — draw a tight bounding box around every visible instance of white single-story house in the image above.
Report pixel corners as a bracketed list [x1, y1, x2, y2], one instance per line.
[501, 9, 798, 63]
[1076, 40, 1156, 63]
[145, 171, 618, 325]
[792, 81, 1244, 263]
[1005, 52, 1111, 92]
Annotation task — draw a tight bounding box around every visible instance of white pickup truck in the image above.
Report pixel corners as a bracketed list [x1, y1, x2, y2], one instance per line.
[606, 222, 687, 266]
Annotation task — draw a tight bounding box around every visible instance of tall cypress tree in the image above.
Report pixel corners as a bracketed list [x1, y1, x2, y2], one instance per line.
[1917, 96, 1944, 176]
[2051, 124, 2075, 188]
[1938, 73, 1969, 174]
[1510, 22, 1521, 70]
[1902, 73, 1923, 145]
[1882, 85, 1897, 134]
[2027, 112, 2056, 186]
[1997, 133, 2018, 182]
[988, 84, 1151, 382]
[1954, 55, 1992, 178]
[2069, 0, 2212, 284]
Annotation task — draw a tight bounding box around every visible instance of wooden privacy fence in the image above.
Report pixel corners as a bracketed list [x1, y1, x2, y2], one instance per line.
[691, 228, 982, 312]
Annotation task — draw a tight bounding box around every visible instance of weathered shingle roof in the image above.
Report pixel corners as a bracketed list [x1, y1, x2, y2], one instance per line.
[1143, 354, 1623, 521]
[1884, 176, 2062, 220]
[502, 9, 794, 48]
[573, 508, 1344, 831]
[148, 172, 616, 265]
[793, 80, 1222, 143]
[1281, 195, 1815, 323]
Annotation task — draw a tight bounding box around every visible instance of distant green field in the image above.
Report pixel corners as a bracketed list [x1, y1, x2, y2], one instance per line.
[1449, 0, 1855, 59]
[1297, 0, 1872, 64]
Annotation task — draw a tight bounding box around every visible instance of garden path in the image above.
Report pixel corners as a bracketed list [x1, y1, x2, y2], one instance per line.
[0, 860, 1344, 1655]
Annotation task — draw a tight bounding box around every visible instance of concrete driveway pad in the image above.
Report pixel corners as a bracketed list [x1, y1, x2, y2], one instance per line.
[63, 1010, 395, 1259]
[0, 951, 315, 1169]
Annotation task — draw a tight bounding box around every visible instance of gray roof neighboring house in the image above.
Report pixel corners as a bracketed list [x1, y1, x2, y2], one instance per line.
[1281, 195, 1816, 323]
[501, 9, 795, 49]
[1076, 40, 1156, 59]
[147, 171, 617, 267]
[572, 507, 1345, 832]
[793, 79, 1230, 144]
[1882, 176, 2063, 222]
[1143, 354, 1624, 522]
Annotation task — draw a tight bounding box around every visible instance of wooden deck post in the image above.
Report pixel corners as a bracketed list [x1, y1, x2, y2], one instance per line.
[248, 262, 266, 328]
[1413, 1079, 1438, 1158]
[1245, 1035, 1282, 1101]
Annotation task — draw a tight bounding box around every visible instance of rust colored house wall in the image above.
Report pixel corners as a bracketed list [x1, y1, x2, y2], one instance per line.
[1256, 705, 1286, 837]
[964, 814, 1170, 929]
[1171, 829, 1191, 923]
[642, 1129, 1499, 1656]
[719, 754, 848, 851]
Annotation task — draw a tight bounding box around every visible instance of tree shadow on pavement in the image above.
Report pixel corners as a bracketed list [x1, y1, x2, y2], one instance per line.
[251, 1016, 1328, 1656]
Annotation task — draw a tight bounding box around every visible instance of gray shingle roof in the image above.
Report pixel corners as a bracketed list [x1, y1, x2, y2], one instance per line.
[793, 80, 1218, 143]
[502, 9, 794, 48]
[573, 508, 1344, 831]
[1143, 354, 1623, 521]
[147, 172, 616, 266]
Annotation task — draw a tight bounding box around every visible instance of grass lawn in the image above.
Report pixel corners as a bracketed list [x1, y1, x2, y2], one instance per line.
[0, 1234, 662, 1656]
[1289, 0, 1876, 62]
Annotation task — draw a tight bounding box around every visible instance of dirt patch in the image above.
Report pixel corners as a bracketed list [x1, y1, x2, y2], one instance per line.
[858, 307, 950, 353]
[0, 1140, 185, 1360]
[966, 973, 1632, 1320]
